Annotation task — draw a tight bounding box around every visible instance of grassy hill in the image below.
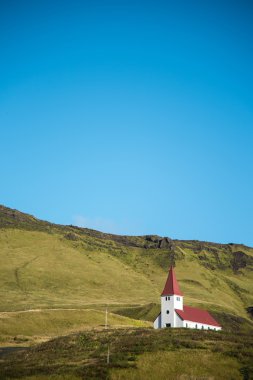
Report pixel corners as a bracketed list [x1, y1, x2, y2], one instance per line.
[1, 328, 253, 380]
[0, 204, 253, 344]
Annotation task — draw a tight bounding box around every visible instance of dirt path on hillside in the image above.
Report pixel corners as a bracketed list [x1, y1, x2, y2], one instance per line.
[0, 307, 99, 317]
[14, 255, 40, 293]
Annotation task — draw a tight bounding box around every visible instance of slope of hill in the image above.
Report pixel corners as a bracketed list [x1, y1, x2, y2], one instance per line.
[0, 204, 253, 342]
[1, 328, 253, 380]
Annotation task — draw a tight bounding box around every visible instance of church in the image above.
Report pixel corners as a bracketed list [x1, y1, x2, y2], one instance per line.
[154, 266, 221, 331]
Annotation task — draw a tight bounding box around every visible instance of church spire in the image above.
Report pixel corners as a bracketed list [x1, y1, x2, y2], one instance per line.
[161, 266, 183, 296]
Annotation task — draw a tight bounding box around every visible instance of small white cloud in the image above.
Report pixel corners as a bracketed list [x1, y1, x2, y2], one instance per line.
[72, 215, 118, 234]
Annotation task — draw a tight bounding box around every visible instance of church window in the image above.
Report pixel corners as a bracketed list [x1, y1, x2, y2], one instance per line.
[166, 310, 169, 314]
[202, 325, 204, 329]
[186, 323, 188, 328]
[168, 296, 170, 300]
[195, 324, 198, 329]
[176, 297, 180, 301]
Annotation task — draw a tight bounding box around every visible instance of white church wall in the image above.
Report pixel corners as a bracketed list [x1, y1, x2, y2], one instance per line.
[161, 296, 173, 327]
[154, 314, 161, 329]
[183, 320, 221, 331]
[173, 295, 183, 311]
[161, 295, 183, 327]
[174, 312, 184, 327]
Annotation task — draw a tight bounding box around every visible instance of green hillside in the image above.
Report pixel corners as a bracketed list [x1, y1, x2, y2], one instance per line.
[0, 204, 253, 343]
[1, 328, 253, 380]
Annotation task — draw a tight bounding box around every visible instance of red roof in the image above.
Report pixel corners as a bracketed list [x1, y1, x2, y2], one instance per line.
[175, 305, 221, 327]
[161, 266, 183, 296]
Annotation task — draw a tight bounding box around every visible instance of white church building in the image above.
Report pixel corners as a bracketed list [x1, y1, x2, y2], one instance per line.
[154, 266, 222, 331]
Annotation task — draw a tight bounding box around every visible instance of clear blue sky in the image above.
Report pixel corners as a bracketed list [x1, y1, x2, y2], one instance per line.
[0, 0, 252, 246]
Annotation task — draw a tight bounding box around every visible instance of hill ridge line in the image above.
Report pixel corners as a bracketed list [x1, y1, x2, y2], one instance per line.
[0, 204, 252, 248]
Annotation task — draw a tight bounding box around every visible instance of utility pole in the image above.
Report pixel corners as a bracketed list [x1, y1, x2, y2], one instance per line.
[107, 344, 110, 364]
[105, 304, 110, 364]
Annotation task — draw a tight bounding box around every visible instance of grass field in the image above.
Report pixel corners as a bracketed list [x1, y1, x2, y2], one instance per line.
[0, 309, 151, 345]
[1, 328, 252, 379]
[111, 350, 242, 380]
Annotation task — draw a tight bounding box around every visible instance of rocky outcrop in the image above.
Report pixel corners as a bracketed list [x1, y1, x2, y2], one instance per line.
[145, 236, 175, 250]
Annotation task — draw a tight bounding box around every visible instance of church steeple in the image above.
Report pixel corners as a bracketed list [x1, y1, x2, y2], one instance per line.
[161, 266, 183, 296]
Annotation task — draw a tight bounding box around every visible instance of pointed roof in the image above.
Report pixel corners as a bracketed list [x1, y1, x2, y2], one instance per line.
[175, 306, 221, 327]
[161, 266, 183, 296]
